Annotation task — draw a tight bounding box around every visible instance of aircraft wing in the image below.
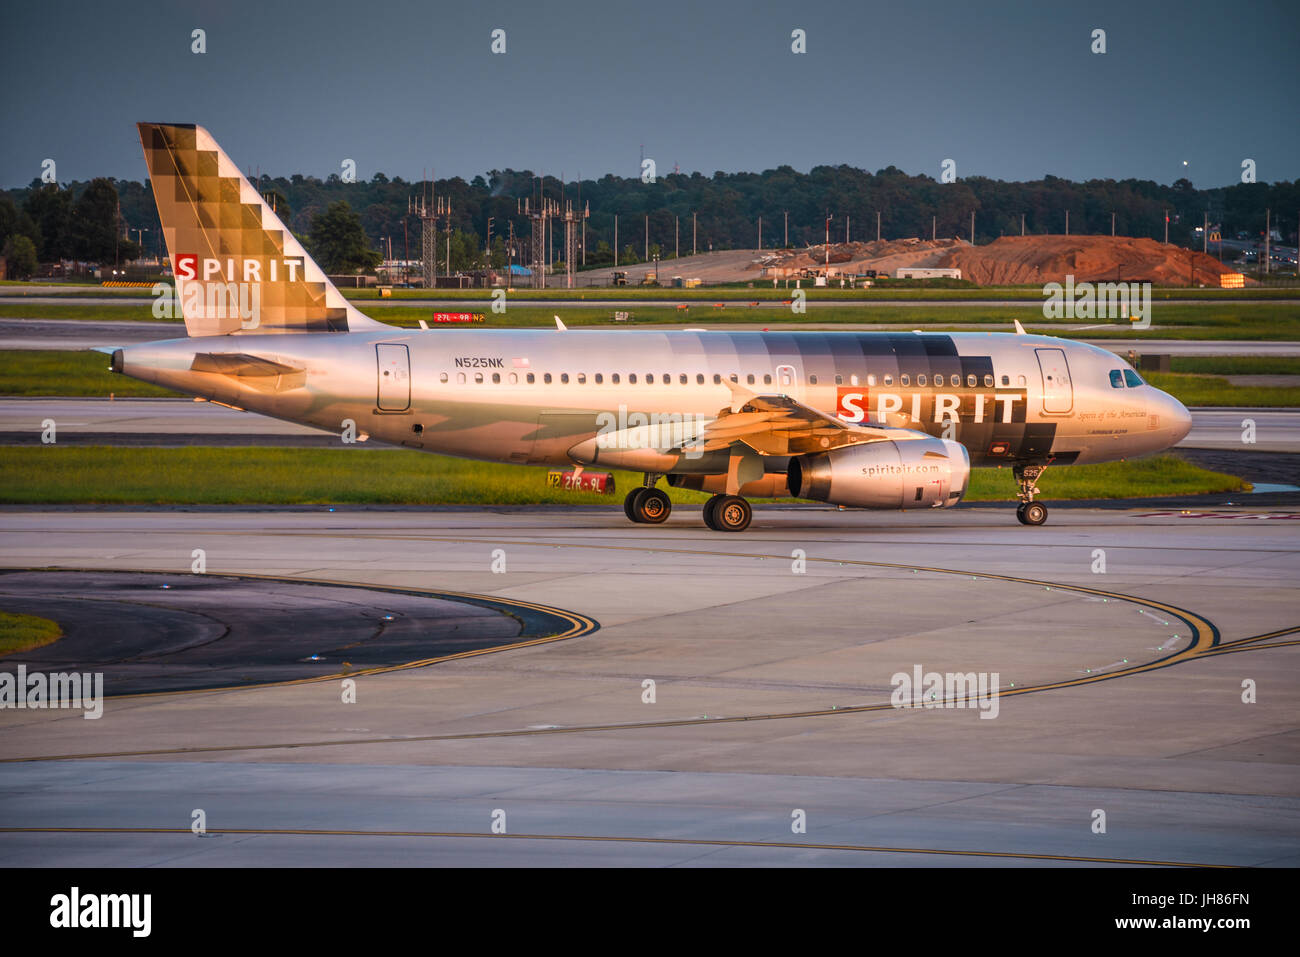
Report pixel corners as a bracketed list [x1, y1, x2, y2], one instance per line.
[689, 383, 927, 457]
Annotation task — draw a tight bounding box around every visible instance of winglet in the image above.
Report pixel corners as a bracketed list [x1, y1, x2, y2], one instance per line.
[554, 315, 567, 331]
[1013, 319, 1026, 335]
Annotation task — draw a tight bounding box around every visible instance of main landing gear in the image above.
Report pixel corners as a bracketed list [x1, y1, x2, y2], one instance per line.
[622, 475, 754, 532]
[1013, 462, 1050, 526]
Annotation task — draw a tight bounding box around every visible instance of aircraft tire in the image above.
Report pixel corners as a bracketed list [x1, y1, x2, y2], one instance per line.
[702, 494, 726, 530]
[711, 495, 752, 532]
[624, 488, 648, 523]
[636, 488, 672, 524]
[1020, 502, 1048, 526]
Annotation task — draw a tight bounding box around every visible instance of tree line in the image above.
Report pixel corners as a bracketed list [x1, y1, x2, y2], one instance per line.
[5, 166, 1299, 278]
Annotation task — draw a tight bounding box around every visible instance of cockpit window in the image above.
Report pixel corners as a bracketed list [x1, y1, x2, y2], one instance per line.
[1109, 369, 1125, 388]
[1123, 369, 1144, 388]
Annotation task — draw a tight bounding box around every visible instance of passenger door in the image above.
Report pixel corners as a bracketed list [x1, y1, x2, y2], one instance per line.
[1035, 348, 1073, 414]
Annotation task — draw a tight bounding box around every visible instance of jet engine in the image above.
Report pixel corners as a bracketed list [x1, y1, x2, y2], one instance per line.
[787, 437, 969, 509]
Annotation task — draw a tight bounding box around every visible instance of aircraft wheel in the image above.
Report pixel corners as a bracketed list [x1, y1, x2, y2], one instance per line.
[711, 495, 752, 532]
[1019, 502, 1048, 526]
[624, 488, 648, 523]
[701, 494, 726, 530]
[635, 488, 672, 524]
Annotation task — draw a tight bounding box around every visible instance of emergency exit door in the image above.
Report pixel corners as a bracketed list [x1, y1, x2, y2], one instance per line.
[1035, 348, 1073, 414]
[376, 343, 411, 411]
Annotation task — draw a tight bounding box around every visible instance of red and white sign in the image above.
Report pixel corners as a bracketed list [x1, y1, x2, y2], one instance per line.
[547, 470, 614, 494]
[433, 312, 485, 323]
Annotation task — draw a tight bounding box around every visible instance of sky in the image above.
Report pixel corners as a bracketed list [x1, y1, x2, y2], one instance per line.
[2, 0, 1297, 189]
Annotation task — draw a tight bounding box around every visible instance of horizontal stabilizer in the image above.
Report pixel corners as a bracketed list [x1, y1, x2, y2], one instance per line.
[190, 353, 304, 377]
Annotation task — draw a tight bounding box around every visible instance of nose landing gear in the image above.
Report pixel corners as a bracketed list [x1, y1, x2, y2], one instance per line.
[1014, 462, 1050, 526]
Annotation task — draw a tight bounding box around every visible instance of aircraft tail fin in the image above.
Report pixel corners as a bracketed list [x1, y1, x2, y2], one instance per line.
[138, 123, 389, 337]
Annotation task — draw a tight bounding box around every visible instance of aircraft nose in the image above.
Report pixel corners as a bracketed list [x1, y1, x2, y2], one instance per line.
[1155, 389, 1192, 446]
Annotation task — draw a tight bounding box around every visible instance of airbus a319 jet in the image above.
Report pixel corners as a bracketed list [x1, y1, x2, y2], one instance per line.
[106, 124, 1193, 532]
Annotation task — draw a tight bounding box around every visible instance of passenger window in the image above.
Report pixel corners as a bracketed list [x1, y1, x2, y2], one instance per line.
[1017, 375, 1026, 386]
[475, 372, 483, 383]
[647, 373, 654, 383]
[543, 373, 552, 384]
[492, 373, 500, 383]
[967, 374, 977, 388]
[594, 373, 602, 384]
[611, 373, 620, 384]
[629, 374, 637, 384]
[983, 374, 993, 387]
[526, 373, 535, 384]
[867, 374, 877, 386]
[439, 372, 448, 383]
[809, 374, 818, 385]
[764, 374, 772, 385]
[663, 374, 670, 384]
[934, 374, 944, 386]
[1001, 375, 1010, 386]
[851, 374, 859, 386]
[730, 374, 738, 383]
[508, 372, 517, 384]
[884, 374, 894, 386]
[1124, 369, 1144, 387]
[560, 373, 569, 384]
[917, 374, 927, 386]
[697, 374, 705, 384]
[679, 373, 687, 384]
[456, 372, 466, 384]
[747, 374, 755, 385]
[835, 374, 843, 385]
[713, 374, 722, 384]
[1109, 369, 1125, 388]
[577, 373, 586, 384]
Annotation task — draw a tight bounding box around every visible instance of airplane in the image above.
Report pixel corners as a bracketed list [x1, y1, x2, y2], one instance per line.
[105, 124, 1193, 532]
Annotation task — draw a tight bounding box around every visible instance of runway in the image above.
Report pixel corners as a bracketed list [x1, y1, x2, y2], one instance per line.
[5, 397, 1297, 452]
[1, 507, 1297, 866]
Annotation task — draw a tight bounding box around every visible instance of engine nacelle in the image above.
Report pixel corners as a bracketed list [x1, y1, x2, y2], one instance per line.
[787, 438, 969, 509]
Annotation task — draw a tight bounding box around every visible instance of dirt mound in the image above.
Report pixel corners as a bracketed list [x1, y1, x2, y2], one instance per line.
[940, 235, 1233, 286]
[755, 238, 964, 275]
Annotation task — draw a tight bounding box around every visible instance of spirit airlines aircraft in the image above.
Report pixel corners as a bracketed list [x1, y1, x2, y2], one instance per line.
[108, 124, 1192, 532]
